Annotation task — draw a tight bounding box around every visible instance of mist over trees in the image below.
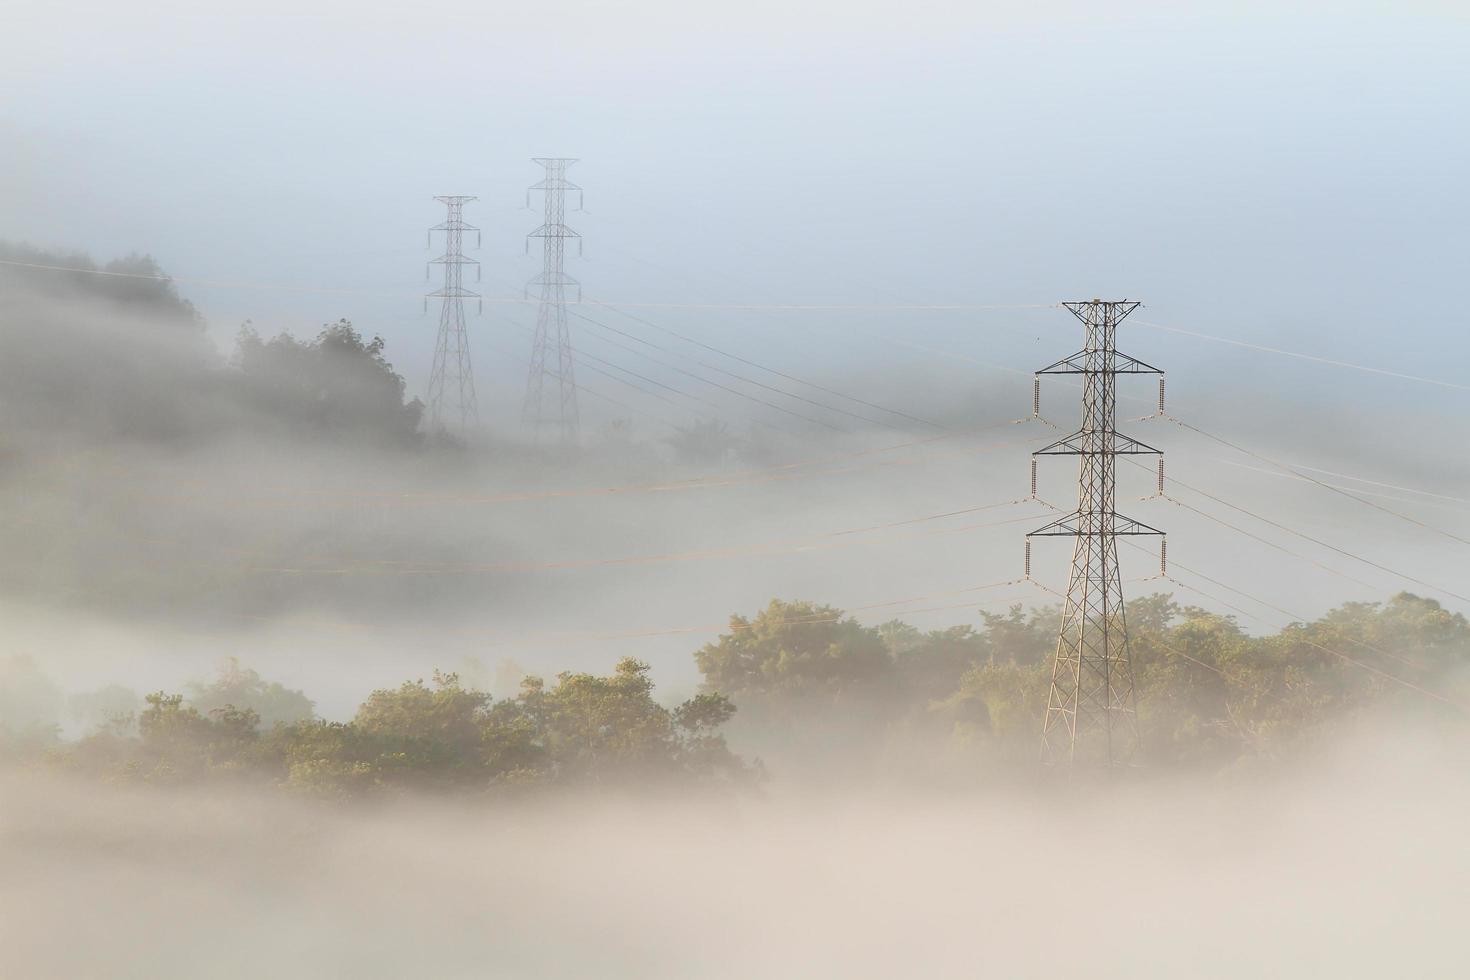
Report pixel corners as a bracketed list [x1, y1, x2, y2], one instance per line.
[0, 245, 471, 619]
[232, 319, 423, 448]
[2, 242, 1467, 795]
[0, 243, 422, 448]
[186, 657, 316, 729]
[21, 658, 751, 799]
[6, 591, 1467, 798]
[693, 592, 1470, 778]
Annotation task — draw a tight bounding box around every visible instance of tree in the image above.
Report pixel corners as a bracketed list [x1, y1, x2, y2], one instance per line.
[232, 318, 423, 446]
[694, 601, 900, 775]
[695, 600, 892, 702]
[272, 662, 745, 797]
[526, 659, 749, 785]
[978, 603, 1058, 666]
[888, 623, 988, 702]
[186, 658, 314, 729]
[0, 244, 200, 327]
[529, 658, 678, 781]
[341, 671, 505, 791]
[133, 692, 260, 781]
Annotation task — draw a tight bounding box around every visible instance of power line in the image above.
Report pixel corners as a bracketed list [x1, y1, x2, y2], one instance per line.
[1044, 542, 1458, 709]
[478, 336, 683, 435]
[558, 307, 850, 433]
[1025, 576, 1261, 690]
[583, 300, 1055, 313]
[564, 307, 860, 432]
[587, 299, 948, 431]
[1165, 415, 1470, 549]
[572, 307, 887, 430]
[1134, 319, 1470, 393]
[239, 499, 1047, 575]
[503, 317, 730, 432]
[1209, 458, 1470, 514]
[557, 314, 795, 435]
[1109, 526, 1429, 674]
[0, 257, 1050, 314]
[567, 356, 707, 426]
[1156, 565, 1463, 711]
[557, 338, 718, 419]
[12, 250, 1467, 402]
[221, 577, 1037, 647]
[1281, 463, 1470, 508]
[1119, 457, 1380, 592]
[111, 418, 1036, 510]
[1133, 456, 1470, 606]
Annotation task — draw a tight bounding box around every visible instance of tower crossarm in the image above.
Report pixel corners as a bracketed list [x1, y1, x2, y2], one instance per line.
[1036, 350, 1163, 375]
[1028, 512, 1165, 537]
[527, 224, 583, 240]
[1034, 431, 1161, 456]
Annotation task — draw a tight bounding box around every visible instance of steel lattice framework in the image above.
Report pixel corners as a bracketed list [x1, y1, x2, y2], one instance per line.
[1029, 299, 1165, 767]
[425, 195, 481, 436]
[523, 158, 583, 446]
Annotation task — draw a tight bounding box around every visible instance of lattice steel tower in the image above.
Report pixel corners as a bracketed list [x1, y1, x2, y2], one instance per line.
[522, 158, 582, 446]
[1028, 300, 1165, 767]
[425, 195, 481, 436]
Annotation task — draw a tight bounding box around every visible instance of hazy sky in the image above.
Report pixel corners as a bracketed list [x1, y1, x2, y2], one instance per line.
[6, 1, 1467, 401]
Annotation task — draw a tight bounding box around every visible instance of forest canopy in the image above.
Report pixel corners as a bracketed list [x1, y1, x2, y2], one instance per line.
[6, 590, 1467, 798]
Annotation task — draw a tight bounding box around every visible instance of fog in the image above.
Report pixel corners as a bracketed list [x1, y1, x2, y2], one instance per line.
[1, 246, 1465, 716]
[3, 1, 1470, 975]
[4, 725, 1466, 979]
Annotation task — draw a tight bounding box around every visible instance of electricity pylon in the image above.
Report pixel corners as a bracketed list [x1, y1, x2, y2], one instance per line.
[425, 195, 481, 436]
[522, 158, 582, 446]
[1028, 299, 1165, 767]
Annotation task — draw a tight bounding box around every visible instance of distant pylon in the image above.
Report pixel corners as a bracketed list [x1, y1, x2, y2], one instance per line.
[1028, 299, 1165, 767]
[522, 158, 582, 446]
[425, 195, 481, 436]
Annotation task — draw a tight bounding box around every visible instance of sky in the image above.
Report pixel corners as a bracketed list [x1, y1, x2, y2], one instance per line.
[7, 1, 1467, 458]
[5, 1, 1467, 386]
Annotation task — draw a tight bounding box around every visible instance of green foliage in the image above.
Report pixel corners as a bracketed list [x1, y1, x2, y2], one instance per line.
[233, 318, 423, 446]
[131, 692, 262, 782]
[696, 600, 893, 703]
[696, 592, 1470, 774]
[889, 623, 989, 701]
[45, 660, 751, 800]
[529, 658, 743, 783]
[978, 603, 1058, 666]
[28, 593, 1470, 795]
